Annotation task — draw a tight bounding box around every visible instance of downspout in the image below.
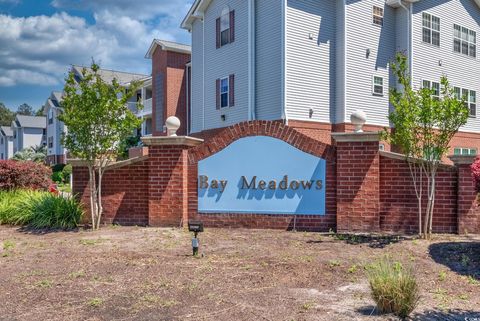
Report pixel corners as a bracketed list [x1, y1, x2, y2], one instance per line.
[281, 0, 288, 124]
[202, 14, 205, 131]
[248, 0, 256, 121]
[343, 0, 347, 126]
[395, 0, 413, 86]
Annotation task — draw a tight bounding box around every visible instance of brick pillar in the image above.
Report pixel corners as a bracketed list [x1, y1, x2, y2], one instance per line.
[449, 155, 479, 234]
[142, 136, 203, 227]
[332, 132, 381, 233]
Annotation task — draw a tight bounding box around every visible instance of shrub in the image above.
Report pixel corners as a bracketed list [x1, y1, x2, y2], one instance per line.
[366, 257, 419, 318]
[0, 190, 84, 229]
[0, 190, 42, 225]
[471, 157, 480, 193]
[52, 171, 64, 183]
[28, 194, 84, 229]
[51, 164, 66, 173]
[0, 160, 52, 190]
[62, 164, 72, 183]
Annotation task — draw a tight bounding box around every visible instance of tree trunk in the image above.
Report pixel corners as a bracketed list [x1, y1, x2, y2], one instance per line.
[96, 167, 104, 229]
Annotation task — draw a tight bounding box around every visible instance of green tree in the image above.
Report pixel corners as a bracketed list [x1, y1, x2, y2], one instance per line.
[17, 103, 34, 116]
[382, 53, 469, 239]
[0, 102, 15, 126]
[58, 62, 142, 230]
[36, 105, 45, 116]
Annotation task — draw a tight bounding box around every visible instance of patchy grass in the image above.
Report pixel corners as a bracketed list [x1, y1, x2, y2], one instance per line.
[0, 226, 479, 321]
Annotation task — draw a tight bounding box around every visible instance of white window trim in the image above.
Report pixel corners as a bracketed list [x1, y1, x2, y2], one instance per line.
[453, 86, 476, 117]
[421, 79, 440, 99]
[453, 23, 476, 58]
[372, 75, 384, 96]
[422, 12, 440, 47]
[454, 147, 477, 156]
[372, 6, 384, 26]
[220, 76, 229, 108]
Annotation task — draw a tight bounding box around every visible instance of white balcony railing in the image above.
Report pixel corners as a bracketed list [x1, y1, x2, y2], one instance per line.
[142, 98, 152, 116]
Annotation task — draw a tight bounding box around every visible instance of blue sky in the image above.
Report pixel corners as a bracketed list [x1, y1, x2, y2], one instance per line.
[0, 0, 192, 112]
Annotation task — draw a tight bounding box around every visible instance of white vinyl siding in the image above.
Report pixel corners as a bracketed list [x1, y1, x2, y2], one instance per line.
[412, 0, 480, 132]
[285, 0, 336, 124]
[190, 19, 205, 133]
[255, 0, 283, 120]
[344, 0, 395, 126]
[203, 0, 248, 130]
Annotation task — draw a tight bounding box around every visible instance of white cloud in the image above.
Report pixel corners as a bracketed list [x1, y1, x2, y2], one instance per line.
[0, 0, 192, 88]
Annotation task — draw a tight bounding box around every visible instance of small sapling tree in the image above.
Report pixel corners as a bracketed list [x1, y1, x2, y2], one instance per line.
[58, 63, 142, 229]
[382, 53, 469, 239]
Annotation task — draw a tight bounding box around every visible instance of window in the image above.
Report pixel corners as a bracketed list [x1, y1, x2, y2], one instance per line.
[373, 6, 384, 26]
[422, 13, 440, 46]
[454, 24, 476, 58]
[216, 7, 234, 48]
[422, 80, 440, 100]
[48, 109, 53, 125]
[13, 131, 16, 139]
[0, 137, 3, 144]
[454, 148, 477, 156]
[373, 76, 384, 96]
[48, 136, 53, 149]
[220, 8, 230, 46]
[220, 77, 229, 108]
[454, 86, 476, 116]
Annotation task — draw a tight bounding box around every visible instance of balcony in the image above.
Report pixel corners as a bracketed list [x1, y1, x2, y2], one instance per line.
[128, 98, 152, 117]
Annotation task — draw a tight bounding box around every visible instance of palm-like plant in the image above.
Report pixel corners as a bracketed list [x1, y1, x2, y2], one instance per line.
[13, 145, 47, 163]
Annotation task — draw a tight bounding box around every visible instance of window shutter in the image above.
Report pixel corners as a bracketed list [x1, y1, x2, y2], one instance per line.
[229, 10, 235, 43]
[216, 78, 220, 109]
[229, 74, 235, 107]
[216, 18, 221, 49]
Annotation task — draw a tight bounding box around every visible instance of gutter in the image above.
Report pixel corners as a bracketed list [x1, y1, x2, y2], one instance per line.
[248, 0, 256, 121]
[395, 0, 413, 86]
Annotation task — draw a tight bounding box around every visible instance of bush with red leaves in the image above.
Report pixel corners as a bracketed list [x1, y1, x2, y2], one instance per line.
[471, 157, 480, 193]
[0, 160, 52, 190]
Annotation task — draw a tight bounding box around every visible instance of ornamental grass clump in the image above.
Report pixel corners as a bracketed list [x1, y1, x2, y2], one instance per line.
[366, 257, 419, 318]
[0, 190, 84, 229]
[28, 194, 84, 229]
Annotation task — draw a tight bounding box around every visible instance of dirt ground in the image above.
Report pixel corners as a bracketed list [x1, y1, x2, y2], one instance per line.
[0, 226, 479, 321]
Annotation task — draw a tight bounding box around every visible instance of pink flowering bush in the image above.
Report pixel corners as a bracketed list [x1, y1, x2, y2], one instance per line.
[0, 160, 52, 190]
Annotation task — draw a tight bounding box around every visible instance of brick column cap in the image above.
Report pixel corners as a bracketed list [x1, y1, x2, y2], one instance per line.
[448, 155, 476, 165]
[331, 131, 381, 143]
[141, 136, 204, 147]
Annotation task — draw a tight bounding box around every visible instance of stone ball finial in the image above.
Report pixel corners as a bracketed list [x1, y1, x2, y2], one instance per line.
[165, 116, 181, 136]
[351, 110, 367, 133]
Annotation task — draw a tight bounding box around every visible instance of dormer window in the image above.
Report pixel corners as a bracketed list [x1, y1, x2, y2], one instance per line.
[216, 7, 235, 48]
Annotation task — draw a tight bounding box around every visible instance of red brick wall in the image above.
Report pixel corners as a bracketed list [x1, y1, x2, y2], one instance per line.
[70, 120, 480, 234]
[336, 141, 380, 232]
[379, 156, 458, 233]
[151, 48, 190, 136]
[457, 162, 480, 234]
[72, 161, 149, 226]
[148, 145, 189, 227]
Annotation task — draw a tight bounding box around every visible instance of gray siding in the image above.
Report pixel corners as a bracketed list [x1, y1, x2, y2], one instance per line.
[344, 0, 396, 127]
[203, 0, 249, 130]
[255, 0, 283, 120]
[285, 0, 336, 124]
[412, 0, 480, 132]
[191, 19, 205, 133]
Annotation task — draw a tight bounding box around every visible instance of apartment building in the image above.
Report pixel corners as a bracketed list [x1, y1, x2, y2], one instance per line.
[0, 126, 13, 160]
[181, 0, 480, 154]
[11, 115, 46, 154]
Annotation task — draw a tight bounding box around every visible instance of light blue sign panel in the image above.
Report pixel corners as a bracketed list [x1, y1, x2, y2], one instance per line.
[198, 136, 326, 215]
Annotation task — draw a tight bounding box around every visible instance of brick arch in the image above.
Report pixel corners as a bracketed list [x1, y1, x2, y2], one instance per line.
[188, 120, 336, 164]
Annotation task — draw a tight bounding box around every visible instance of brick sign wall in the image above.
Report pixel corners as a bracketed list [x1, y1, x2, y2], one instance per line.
[71, 120, 480, 234]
